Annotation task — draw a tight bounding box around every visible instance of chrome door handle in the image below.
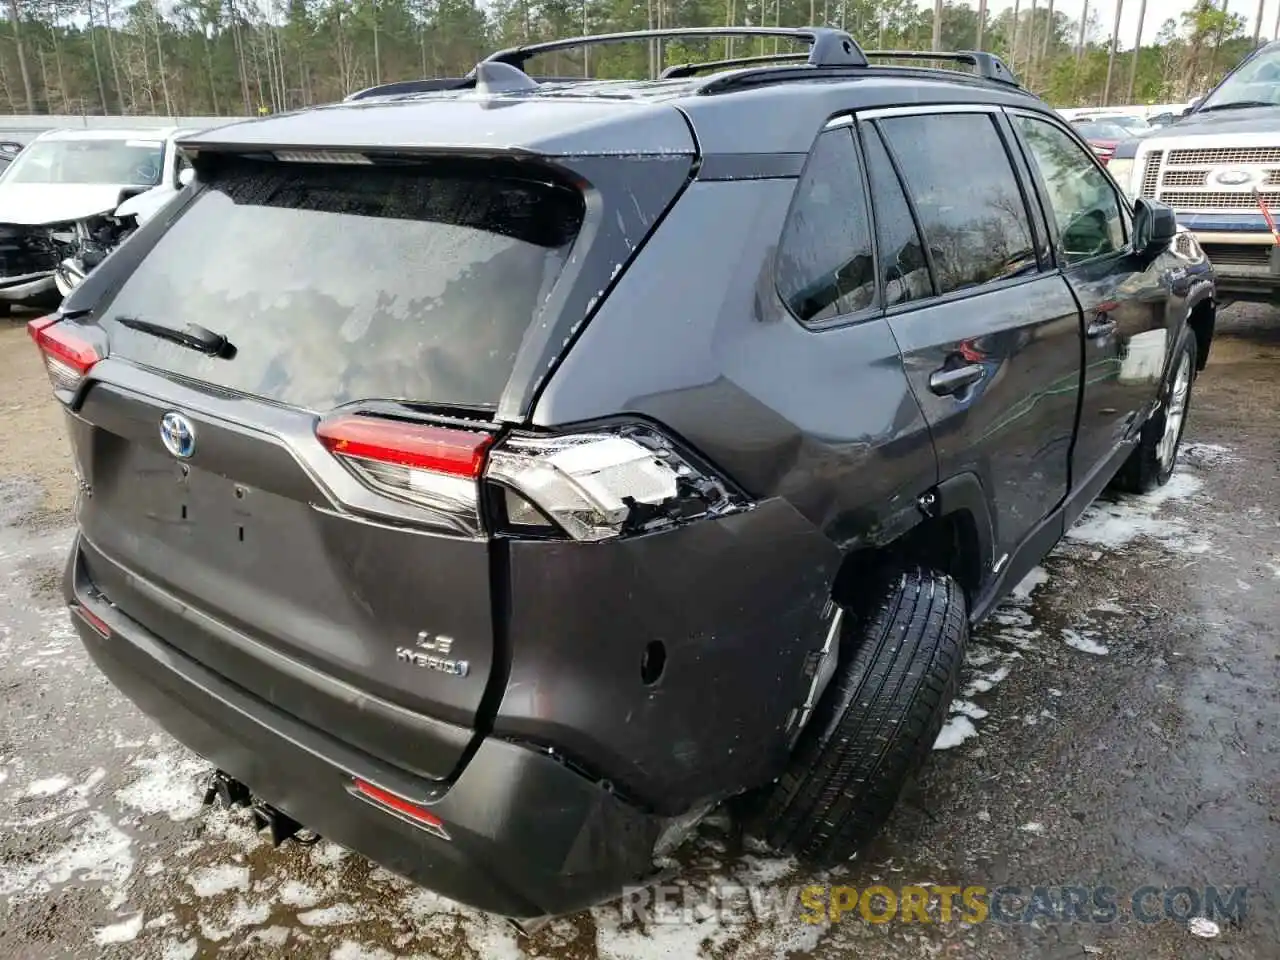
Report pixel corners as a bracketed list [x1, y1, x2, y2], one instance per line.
[929, 363, 985, 396]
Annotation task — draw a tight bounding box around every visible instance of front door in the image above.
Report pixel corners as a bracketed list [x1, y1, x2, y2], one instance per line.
[1009, 111, 1175, 489]
[865, 108, 1085, 567]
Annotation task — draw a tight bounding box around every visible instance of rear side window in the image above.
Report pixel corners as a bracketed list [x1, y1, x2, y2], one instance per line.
[776, 127, 875, 324]
[862, 125, 933, 308]
[878, 113, 1038, 295]
[98, 157, 584, 412]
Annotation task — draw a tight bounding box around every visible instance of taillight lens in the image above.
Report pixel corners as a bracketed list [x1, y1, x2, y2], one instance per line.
[28, 315, 102, 392]
[316, 414, 494, 532]
[486, 424, 746, 542]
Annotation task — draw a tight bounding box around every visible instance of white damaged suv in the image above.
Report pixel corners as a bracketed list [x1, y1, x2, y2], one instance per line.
[0, 127, 198, 311]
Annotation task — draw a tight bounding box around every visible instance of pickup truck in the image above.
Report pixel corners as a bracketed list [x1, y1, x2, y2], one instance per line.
[1111, 39, 1280, 303]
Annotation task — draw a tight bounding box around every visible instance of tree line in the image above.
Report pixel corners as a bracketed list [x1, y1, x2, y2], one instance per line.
[0, 0, 1263, 116]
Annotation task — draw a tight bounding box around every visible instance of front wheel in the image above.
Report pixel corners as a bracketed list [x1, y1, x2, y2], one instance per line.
[1113, 332, 1197, 494]
[755, 568, 967, 865]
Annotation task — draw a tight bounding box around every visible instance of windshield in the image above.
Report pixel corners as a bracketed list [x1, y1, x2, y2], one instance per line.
[1200, 44, 1280, 110]
[1073, 121, 1130, 141]
[2, 138, 164, 186]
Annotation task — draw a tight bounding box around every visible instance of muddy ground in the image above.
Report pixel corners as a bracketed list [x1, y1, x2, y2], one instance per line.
[0, 307, 1276, 960]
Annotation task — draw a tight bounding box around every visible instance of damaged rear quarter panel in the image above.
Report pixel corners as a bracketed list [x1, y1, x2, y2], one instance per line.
[498, 498, 841, 814]
[508, 179, 938, 812]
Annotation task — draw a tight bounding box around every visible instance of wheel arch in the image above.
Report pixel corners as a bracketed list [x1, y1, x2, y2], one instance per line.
[1186, 295, 1216, 373]
[831, 472, 993, 613]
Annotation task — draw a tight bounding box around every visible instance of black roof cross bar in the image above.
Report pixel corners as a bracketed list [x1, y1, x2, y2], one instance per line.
[862, 49, 1019, 86]
[661, 53, 811, 79]
[486, 27, 869, 73]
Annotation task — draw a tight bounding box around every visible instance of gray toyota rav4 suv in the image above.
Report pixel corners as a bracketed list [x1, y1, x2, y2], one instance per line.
[37, 27, 1215, 920]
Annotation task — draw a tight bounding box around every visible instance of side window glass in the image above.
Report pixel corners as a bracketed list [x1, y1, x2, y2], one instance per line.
[1014, 115, 1126, 263]
[776, 127, 875, 324]
[862, 125, 934, 307]
[879, 113, 1039, 295]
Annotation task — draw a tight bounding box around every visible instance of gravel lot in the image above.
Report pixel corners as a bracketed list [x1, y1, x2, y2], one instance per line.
[1, 307, 1277, 960]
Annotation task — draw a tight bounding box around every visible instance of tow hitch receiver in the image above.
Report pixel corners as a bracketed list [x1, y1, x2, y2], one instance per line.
[202, 769, 251, 810]
[201, 770, 320, 847]
[251, 800, 320, 847]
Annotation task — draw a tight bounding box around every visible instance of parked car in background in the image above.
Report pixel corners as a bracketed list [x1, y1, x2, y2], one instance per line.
[38, 27, 1216, 922]
[0, 127, 194, 312]
[1109, 39, 1280, 303]
[1070, 118, 1134, 164]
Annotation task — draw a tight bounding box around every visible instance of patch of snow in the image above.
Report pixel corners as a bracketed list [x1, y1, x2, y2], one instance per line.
[330, 942, 396, 960]
[116, 753, 209, 821]
[1181, 443, 1239, 467]
[25, 776, 71, 797]
[1010, 566, 1050, 601]
[160, 939, 198, 960]
[243, 926, 291, 947]
[1067, 472, 1205, 551]
[298, 903, 364, 927]
[1092, 600, 1126, 614]
[1019, 822, 1045, 835]
[0, 811, 135, 908]
[197, 897, 271, 942]
[277, 879, 323, 907]
[94, 912, 144, 944]
[188, 864, 251, 897]
[1062, 628, 1109, 656]
[145, 911, 176, 930]
[310, 842, 350, 867]
[963, 663, 1012, 697]
[950, 699, 989, 720]
[933, 715, 978, 750]
[144, 860, 165, 877]
[1188, 916, 1221, 938]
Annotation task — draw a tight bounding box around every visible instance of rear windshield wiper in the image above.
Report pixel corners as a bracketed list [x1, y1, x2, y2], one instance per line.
[113, 315, 236, 359]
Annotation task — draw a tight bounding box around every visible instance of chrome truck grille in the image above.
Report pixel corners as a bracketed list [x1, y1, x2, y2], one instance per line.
[1137, 141, 1280, 213]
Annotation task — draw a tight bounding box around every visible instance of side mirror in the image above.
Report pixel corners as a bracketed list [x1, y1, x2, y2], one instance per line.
[1133, 199, 1177, 256]
[178, 167, 195, 188]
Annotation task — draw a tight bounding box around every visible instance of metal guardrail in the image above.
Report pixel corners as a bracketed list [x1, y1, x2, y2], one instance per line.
[0, 115, 246, 144]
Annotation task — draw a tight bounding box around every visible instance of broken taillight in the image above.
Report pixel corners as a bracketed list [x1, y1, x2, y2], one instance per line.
[486, 424, 747, 542]
[29, 315, 102, 392]
[316, 414, 747, 542]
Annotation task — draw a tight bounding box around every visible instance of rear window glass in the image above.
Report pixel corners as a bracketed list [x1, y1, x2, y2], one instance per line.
[97, 158, 584, 412]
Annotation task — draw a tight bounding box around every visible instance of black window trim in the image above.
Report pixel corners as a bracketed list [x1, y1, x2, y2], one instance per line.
[1003, 105, 1134, 270]
[856, 102, 1051, 319]
[774, 117, 883, 332]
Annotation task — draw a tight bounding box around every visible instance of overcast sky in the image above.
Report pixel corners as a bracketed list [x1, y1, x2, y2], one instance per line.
[915, 0, 1280, 50]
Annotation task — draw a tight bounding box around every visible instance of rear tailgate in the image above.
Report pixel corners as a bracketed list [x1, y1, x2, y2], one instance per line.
[54, 141, 691, 781]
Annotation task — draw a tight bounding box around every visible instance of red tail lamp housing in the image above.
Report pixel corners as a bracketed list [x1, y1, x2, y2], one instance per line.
[29, 315, 102, 392]
[316, 414, 492, 478]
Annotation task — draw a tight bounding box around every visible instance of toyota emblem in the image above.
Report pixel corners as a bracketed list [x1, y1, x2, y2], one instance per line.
[160, 411, 197, 459]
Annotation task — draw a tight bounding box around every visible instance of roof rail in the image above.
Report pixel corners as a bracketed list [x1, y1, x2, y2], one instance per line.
[862, 49, 1019, 86]
[345, 78, 472, 101]
[486, 27, 868, 73]
[661, 53, 809, 79]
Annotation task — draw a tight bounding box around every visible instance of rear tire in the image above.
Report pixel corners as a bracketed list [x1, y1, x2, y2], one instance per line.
[757, 567, 967, 865]
[1112, 332, 1196, 495]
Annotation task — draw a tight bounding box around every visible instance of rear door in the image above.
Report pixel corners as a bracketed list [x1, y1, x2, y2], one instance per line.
[64, 154, 591, 780]
[1008, 110, 1175, 489]
[867, 107, 1085, 568]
